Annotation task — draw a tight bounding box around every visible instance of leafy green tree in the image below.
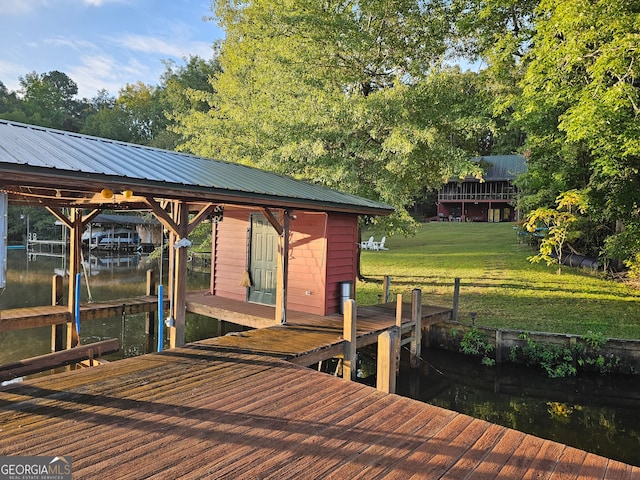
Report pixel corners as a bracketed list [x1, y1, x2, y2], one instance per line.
[525, 190, 585, 273]
[174, 0, 486, 233]
[15, 71, 85, 131]
[517, 0, 640, 268]
[0, 81, 20, 115]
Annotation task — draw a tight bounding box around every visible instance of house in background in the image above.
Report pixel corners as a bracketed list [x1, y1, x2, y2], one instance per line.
[437, 154, 527, 222]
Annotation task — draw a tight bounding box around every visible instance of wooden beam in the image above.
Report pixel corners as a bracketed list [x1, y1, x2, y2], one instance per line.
[275, 210, 291, 325]
[260, 208, 283, 236]
[67, 208, 82, 348]
[145, 197, 180, 235]
[187, 204, 216, 235]
[82, 208, 102, 225]
[0, 338, 119, 382]
[45, 206, 73, 229]
[169, 201, 189, 348]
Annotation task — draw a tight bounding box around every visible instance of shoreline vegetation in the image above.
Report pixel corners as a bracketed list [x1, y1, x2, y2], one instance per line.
[357, 222, 640, 340]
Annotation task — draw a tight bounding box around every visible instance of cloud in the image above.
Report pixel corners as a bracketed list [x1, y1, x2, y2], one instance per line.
[68, 54, 155, 97]
[113, 33, 212, 59]
[44, 36, 96, 51]
[81, 0, 129, 6]
[0, 0, 50, 15]
[0, 60, 27, 92]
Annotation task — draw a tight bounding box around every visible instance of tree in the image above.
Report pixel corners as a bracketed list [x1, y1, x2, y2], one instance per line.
[525, 190, 585, 273]
[17, 71, 85, 131]
[173, 0, 485, 234]
[517, 0, 640, 268]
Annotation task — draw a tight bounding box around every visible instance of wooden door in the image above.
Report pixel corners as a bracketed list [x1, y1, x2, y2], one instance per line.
[248, 213, 277, 305]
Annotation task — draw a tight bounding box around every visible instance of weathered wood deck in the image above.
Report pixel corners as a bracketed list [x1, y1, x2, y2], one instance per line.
[1, 341, 637, 479]
[186, 291, 451, 365]
[0, 297, 163, 332]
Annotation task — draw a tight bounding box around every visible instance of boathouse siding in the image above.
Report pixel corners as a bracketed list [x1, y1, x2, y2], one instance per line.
[211, 207, 358, 316]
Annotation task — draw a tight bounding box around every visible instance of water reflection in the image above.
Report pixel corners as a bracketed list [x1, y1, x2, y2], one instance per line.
[397, 348, 640, 467]
[0, 249, 236, 365]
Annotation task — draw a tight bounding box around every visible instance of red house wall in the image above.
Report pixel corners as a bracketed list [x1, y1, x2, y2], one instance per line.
[324, 213, 358, 315]
[211, 208, 250, 301]
[211, 207, 358, 316]
[286, 212, 328, 315]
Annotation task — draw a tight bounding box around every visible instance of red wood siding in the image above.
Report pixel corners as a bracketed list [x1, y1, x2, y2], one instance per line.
[211, 208, 250, 301]
[212, 208, 358, 317]
[324, 213, 358, 315]
[286, 212, 328, 315]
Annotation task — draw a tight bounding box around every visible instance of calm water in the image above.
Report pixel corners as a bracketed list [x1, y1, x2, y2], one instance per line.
[0, 249, 236, 364]
[3, 249, 640, 466]
[396, 348, 640, 467]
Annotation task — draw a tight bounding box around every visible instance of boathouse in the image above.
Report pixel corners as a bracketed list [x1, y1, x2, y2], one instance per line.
[0, 120, 393, 348]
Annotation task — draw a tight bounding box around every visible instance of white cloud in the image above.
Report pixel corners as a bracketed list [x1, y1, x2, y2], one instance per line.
[68, 54, 155, 97]
[0, 60, 27, 92]
[0, 0, 50, 15]
[44, 36, 96, 51]
[81, 0, 129, 6]
[113, 33, 211, 59]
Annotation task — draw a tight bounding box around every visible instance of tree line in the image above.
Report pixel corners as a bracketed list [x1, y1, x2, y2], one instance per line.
[3, 0, 640, 277]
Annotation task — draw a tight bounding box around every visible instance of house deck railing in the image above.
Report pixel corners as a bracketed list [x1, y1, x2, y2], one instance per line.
[438, 192, 516, 202]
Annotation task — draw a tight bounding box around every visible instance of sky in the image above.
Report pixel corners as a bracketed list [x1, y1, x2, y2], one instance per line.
[0, 0, 224, 99]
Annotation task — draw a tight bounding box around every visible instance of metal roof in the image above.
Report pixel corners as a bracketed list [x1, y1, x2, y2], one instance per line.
[88, 214, 159, 226]
[0, 120, 393, 215]
[475, 155, 527, 181]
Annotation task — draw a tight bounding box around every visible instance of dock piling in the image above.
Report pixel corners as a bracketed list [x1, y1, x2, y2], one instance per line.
[452, 278, 460, 322]
[51, 274, 65, 352]
[376, 328, 399, 394]
[342, 299, 357, 381]
[145, 270, 156, 354]
[410, 289, 422, 368]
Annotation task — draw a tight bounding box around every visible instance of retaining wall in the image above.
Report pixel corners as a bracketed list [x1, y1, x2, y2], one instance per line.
[427, 321, 640, 375]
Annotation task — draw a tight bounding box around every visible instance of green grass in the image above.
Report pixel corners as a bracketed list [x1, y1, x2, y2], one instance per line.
[357, 222, 640, 339]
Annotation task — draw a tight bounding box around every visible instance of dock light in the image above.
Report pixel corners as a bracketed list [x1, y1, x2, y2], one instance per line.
[122, 189, 133, 199]
[101, 188, 114, 199]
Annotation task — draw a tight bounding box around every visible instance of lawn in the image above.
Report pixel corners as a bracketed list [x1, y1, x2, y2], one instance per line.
[357, 222, 640, 339]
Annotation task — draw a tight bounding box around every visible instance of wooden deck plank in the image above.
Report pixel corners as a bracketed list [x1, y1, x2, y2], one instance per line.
[495, 434, 548, 478]
[437, 422, 508, 479]
[549, 448, 589, 480]
[1, 348, 637, 479]
[1, 300, 638, 479]
[448, 427, 526, 479]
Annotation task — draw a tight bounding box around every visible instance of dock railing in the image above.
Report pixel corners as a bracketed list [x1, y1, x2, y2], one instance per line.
[343, 289, 424, 394]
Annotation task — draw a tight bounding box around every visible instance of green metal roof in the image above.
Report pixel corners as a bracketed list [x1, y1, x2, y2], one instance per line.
[0, 120, 393, 216]
[474, 155, 527, 181]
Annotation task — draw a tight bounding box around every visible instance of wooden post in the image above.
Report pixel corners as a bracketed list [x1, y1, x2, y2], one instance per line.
[170, 202, 189, 348]
[383, 276, 391, 303]
[342, 299, 357, 381]
[395, 294, 402, 374]
[210, 221, 217, 295]
[275, 210, 290, 325]
[395, 293, 403, 328]
[452, 278, 460, 322]
[67, 209, 83, 348]
[495, 330, 503, 364]
[410, 288, 422, 368]
[377, 329, 399, 394]
[145, 269, 156, 354]
[51, 274, 64, 352]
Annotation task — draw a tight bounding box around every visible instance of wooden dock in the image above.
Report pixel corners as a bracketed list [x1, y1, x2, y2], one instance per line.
[1, 340, 637, 478]
[185, 290, 451, 366]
